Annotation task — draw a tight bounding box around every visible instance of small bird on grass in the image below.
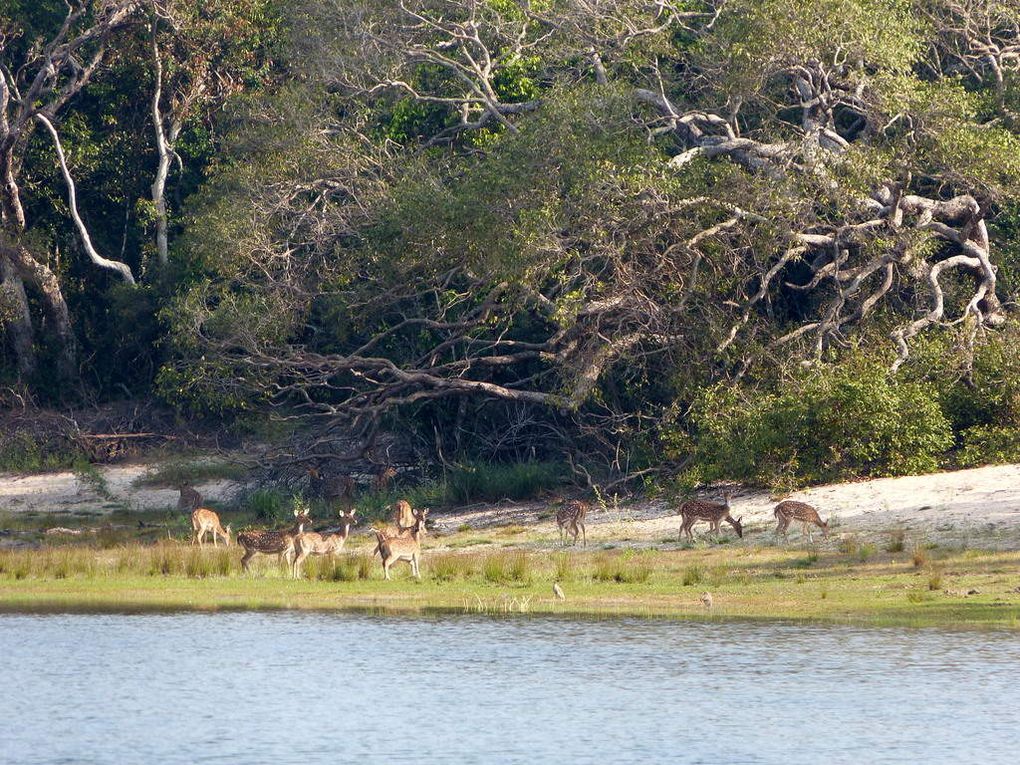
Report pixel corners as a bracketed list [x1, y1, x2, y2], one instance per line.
[700, 592, 713, 609]
[553, 582, 566, 600]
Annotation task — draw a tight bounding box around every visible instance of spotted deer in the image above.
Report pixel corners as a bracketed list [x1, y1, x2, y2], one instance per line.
[291, 509, 358, 578]
[373, 465, 398, 493]
[556, 500, 590, 547]
[237, 509, 312, 573]
[177, 484, 202, 514]
[678, 492, 743, 542]
[774, 500, 829, 542]
[371, 510, 428, 580]
[191, 508, 231, 547]
[306, 465, 355, 508]
[371, 503, 427, 556]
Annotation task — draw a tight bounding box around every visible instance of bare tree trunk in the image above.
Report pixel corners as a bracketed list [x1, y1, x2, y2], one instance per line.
[0, 147, 26, 230]
[0, 254, 36, 377]
[149, 19, 174, 270]
[3, 241, 76, 380]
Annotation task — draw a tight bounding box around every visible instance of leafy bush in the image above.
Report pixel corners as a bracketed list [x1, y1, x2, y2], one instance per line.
[691, 357, 952, 488]
[956, 425, 1020, 468]
[441, 461, 565, 504]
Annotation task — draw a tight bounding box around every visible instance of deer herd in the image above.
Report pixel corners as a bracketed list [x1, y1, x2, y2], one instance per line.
[183, 478, 831, 581]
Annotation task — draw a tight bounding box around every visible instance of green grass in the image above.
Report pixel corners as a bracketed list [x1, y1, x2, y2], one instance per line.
[1, 528, 1019, 628]
[352, 460, 566, 516]
[132, 459, 247, 489]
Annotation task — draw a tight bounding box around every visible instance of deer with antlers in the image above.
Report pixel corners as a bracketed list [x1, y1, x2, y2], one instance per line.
[678, 492, 743, 542]
[291, 509, 358, 578]
[237, 508, 312, 573]
[191, 508, 231, 547]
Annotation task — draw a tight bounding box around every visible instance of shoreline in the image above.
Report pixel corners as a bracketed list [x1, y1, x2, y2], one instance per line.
[3, 543, 1018, 629]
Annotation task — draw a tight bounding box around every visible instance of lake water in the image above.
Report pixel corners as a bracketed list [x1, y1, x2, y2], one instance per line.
[1, 613, 1018, 764]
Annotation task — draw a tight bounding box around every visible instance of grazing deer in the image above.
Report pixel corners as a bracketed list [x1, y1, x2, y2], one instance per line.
[306, 465, 355, 508]
[678, 492, 743, 542]
[373, 465, 398, 493]
[292, 509, 358, 578]
[371, 511, 427, 580]
[237, 508, 312, 573]
[556, 500, 590, 547]
[191, 508, 231, 547]
[177, 484, 202, 514]
[774, 500, 829, 542]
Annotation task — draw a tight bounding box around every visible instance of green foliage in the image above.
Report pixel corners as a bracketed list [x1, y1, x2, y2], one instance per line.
[441, 461, 565, 504]
[592, 551, 652, 583]
[704, 0, 922, 95]
[691, 356, 953, 488]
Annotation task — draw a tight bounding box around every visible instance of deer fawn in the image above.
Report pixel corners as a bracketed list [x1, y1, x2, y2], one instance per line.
[678, 492, 743, 542]
[177, 484, 202, 514]
[291, 509, 358, 578]
[774, 500, 829, 542]
[371, 509, 428, 580]
[191, 508, 231, 547]
[237, 508, 312, 573]
[556, 500, 590, 547]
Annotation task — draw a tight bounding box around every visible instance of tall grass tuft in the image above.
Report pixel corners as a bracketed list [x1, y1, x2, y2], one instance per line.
[592, 553, 652, 584]
[912, 546, 929, 568]
[554, 552, 575, 582]
[482, 551, 532, 585]
[682, 565, 703, 587]
[886, 529, 906, 553]
[430, 553, 477, 582]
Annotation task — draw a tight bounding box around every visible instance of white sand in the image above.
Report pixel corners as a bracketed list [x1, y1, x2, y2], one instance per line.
[0, 463, 237, 515]
[3, 461, 1019, 548]
[433, 463, 1020, 549]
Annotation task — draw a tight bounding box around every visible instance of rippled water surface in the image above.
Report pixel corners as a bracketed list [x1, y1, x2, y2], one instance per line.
[1, 613, 1019, 764]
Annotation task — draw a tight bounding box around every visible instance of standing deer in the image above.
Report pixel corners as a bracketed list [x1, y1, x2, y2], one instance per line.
[306, 465, 355, 508]
[678, 492, 743, 542]
[556, 500, 590, 547]
[372, 503, 428, 556]
[373, 465, 398, 493]
[774, 500, 829, 542]
[291, 509, 358, 578]
[177, 484, 202, 514]
[191, 508, 231, 547]
[237, 508, 312, 573]
[371, 510, 427, 580]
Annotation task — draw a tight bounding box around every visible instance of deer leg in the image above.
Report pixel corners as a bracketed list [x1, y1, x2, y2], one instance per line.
[580, 521, 586, 548]
[383, 558, 391, 580]
[240, 549, 254, 572]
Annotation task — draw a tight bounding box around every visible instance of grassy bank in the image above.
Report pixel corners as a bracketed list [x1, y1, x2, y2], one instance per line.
[1, 539, 1019, 628]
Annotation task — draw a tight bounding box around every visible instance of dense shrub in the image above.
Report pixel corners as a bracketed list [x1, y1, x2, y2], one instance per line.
[691, 358, 953, 488]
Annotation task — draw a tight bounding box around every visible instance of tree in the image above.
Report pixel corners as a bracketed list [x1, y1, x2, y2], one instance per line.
[0, 0, 139, 380]
[145, 0, 274, 269]
[159, 0, 1020, 476]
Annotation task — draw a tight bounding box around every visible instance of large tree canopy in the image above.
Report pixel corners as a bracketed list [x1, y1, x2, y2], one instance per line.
[3, 0, 1020, 486]
[155, 0, 1020, 478]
